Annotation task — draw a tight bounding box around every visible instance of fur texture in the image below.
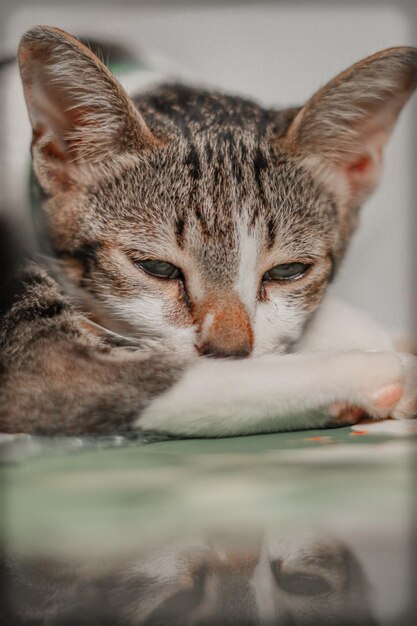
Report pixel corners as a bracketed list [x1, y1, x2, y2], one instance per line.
[1, 26, 417, 435]
[4, 533, 377, 625]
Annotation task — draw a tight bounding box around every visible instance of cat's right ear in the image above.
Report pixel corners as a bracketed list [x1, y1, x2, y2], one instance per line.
[281, 47, 417, 208]
[18, 25, 158, 193]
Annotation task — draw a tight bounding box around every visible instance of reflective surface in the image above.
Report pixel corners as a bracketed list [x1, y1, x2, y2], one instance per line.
[3, 532, 378, 625]
[1, 422, 417, 625]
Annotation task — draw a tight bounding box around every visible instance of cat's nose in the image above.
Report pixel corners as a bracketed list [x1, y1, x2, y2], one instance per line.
[196, 340, 252, 359]
[194, 292, 254, 359]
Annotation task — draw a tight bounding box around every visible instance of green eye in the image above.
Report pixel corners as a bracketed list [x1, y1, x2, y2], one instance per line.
[135, 259, 182, 280]
[263, 262, 310, 282]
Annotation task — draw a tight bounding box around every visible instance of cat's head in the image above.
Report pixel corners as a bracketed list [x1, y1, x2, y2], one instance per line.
[18, 27, 417, 357]
[6, 534, 376, 625]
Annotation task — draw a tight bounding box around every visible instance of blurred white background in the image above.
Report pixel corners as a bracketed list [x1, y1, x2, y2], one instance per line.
[1, 1, 416, 335]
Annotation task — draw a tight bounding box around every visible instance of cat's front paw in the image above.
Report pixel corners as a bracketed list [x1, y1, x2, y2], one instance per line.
[389, 353, 417, 419]
[360, 352, 417, 420]
[326, 351, 417, 426]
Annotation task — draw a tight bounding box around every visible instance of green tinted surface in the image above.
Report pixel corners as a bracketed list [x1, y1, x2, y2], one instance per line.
[1, 426, 415, 559]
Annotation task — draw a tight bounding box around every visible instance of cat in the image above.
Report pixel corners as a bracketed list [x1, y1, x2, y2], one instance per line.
[0, 25, 416, 436]
[3, 532, 377, 625]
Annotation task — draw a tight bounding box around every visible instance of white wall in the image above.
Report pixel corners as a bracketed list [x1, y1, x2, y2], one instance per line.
[3, 2, 416, 335]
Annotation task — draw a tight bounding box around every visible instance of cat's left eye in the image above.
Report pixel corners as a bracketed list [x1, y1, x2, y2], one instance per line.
[134, 259, 182, 280]
[263, 262, 310, 282]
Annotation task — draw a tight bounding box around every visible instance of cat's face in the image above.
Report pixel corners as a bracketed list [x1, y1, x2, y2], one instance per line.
[6, 533, 377, 625]
[44, 103, 342, 358]
[19, 28, 417, 357]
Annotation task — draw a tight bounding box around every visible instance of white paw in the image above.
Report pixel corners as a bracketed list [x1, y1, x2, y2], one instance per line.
[390, 353, 417, 419]
[358, 352, 417, 420]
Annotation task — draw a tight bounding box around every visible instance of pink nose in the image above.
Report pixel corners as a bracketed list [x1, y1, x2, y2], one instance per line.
[194, 293, 254, 359]
[196, 338, 252, 359]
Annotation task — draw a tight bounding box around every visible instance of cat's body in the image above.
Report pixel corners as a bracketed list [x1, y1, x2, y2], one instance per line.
[0, 26, 416, 436]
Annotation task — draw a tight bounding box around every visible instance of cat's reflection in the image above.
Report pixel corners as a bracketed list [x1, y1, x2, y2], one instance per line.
[5, 533, 377, 625]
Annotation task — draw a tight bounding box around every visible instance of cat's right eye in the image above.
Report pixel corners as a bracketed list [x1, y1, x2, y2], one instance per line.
[270, 560, 331, 596]
[134, 259, 183, 280]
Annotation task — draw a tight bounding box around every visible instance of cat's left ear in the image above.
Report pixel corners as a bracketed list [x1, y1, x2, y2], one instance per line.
[282, 47, 417, 207]
[18, 26, 158, 192]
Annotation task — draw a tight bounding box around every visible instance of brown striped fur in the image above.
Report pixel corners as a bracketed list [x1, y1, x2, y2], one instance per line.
[1, 26, 416, 434]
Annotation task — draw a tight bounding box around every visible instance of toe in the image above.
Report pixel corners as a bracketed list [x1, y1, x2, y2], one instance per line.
[371, 383, 403, 409]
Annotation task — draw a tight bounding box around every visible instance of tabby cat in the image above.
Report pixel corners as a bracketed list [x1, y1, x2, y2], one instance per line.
[1, 26, 416, 435]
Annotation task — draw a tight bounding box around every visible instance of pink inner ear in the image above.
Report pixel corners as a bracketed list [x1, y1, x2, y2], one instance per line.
[347, 155, 373, 175]
[343, 150, 381, 201]
[341, 125, 387, 199]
